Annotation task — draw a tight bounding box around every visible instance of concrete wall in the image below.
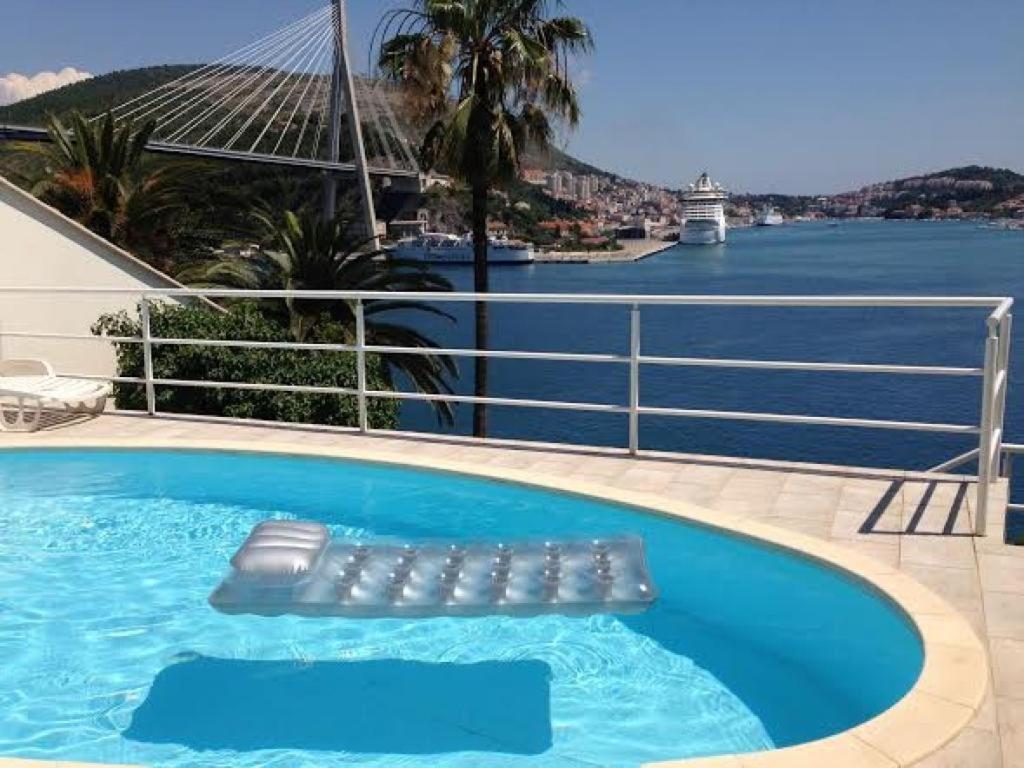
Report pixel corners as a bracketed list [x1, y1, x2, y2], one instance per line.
[0, 175, 187, 377]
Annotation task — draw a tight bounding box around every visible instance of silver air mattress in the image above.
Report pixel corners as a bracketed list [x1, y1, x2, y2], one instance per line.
[210, 521, 658, 618]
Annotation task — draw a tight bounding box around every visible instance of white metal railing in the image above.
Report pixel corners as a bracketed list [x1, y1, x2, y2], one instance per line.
[0, 287, 1013, 535]
[997, 443, 1024, 519]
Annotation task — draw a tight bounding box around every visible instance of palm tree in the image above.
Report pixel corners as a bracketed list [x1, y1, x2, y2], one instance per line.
[376, 0, 592, 437]
[180, 207, 458, 424]
[31, 111, 198, 270]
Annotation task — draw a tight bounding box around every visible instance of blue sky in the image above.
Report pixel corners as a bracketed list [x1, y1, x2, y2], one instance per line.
[1, 0, 1021, 193]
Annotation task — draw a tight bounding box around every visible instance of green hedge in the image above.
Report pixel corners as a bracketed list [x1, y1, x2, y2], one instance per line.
[93, 302, 399, 429]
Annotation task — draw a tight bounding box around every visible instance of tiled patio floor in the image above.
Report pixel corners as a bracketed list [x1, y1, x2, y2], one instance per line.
[2, 412, 1022, 768]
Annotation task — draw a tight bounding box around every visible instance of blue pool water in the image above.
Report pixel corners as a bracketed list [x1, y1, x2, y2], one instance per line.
[0, 449, 922, 767]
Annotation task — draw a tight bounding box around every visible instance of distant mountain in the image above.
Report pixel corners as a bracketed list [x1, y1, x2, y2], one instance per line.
[0, 65, 613, 179]
[8, 67, 1018, 219]
[0, 66, 198, 125]
[846, 166, 1024, 218]
[729, 166, 1024, 220]
[857, 166, 1024, 198]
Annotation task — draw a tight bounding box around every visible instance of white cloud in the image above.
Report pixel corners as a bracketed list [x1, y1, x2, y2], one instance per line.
[0, 67, 93, 106]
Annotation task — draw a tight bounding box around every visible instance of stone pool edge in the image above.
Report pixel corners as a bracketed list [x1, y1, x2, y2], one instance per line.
[0, 437, 989, 768]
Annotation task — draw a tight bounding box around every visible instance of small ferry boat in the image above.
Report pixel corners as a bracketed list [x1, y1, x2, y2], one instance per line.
[754, 205, 784, 226]
[680, 172, 728, 245]
[393, 233, 535, 264]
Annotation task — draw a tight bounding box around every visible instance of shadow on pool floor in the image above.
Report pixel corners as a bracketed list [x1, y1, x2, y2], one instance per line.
[124, 655, 553, 755]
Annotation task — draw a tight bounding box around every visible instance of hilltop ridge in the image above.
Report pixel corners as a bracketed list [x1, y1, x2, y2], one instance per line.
[3, 66, 1021, 224]
[0, 65, 608, 179]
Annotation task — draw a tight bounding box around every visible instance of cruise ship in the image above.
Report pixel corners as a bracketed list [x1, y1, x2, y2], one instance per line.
[755, 205, 784, 226]
[393, 233, 535, 264]
[680, 172, 728, 245]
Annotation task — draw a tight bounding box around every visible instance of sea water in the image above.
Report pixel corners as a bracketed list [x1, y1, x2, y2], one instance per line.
[401, 220, 1024, 469]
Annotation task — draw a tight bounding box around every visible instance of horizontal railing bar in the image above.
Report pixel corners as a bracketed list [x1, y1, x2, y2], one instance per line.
[42, 332, 974, 375]
[1002, 443, 1024, 455]
[636, 405, 979, 434]
[639, 355, 983, 377]
[1007, 503, 1024, 512]
[141, 377, 980, 432]
[369, 345, 982, 374]
[928, 448, 980, 473]
[1, 330, 141, 343]
[152, 378, 359, 397]
[0, 287, 1010, 308]
[366, 345, 629, 364]
[365, 389, 627, 413]
[4, 328, 984, 376]
[56, 372, 147, 385]
[151, 337, 358, 353]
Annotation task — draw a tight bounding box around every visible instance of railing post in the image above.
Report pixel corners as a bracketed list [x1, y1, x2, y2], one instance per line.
[628, 303, 641, 455]
[976, 323, 1000, 535]
[994, 314, 1013, 475]
[355, 298, 368, 432]
[140, 296, 157, 416]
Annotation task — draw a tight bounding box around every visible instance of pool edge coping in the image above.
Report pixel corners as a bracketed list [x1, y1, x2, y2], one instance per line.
[0, 437, 990, 768]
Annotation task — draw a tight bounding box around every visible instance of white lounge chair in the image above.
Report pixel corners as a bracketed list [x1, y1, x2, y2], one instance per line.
[0, 359, 111, 432]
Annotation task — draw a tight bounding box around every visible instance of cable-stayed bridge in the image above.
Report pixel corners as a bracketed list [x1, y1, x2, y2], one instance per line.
[1, 1, 428, 245]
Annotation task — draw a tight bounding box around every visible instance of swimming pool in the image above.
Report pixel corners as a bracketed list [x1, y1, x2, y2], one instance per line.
[0, 448, 925, 767]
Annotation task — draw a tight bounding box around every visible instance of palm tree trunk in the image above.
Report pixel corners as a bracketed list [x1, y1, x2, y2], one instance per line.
[471, 182, 489, 437]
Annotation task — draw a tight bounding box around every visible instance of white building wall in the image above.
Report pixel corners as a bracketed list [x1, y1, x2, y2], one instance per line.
[0, 176, 188, 377]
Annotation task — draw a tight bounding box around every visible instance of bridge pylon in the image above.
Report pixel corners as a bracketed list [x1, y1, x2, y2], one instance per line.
[80, 1, 423, 247]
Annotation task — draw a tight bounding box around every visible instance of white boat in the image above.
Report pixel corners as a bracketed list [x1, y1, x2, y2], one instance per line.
[680, 172, 727, 245]
[393, 233, 535, 264]
[755, 205, 784, 226]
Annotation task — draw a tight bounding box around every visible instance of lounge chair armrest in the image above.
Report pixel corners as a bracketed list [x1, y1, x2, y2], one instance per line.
[0, 358, 55, 377]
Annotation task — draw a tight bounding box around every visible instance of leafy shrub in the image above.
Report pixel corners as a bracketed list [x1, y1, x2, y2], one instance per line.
[93, 302, 399, 429]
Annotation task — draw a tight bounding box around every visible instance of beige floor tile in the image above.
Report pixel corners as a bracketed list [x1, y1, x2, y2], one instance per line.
[854, 691, 974, 766]
[900, 563, 984, 615]
[716, 476, 786, 504]
[709, 495, 774, 517]
[758, 516, 832, 540]
[916, 641, 987, 706]
[484, 452, 545, 470]
[780, 471, 845, 494]
[633, 458, 689, 475]
[979, 553, 1024, 594]
[648, 756, 743, 768]
[675, 463, 736, 487]
[831, 507, 902, 539]
[955, 609, 990, 642]
[568, 457, 629, 479]
[912, 725, 1002, 768]
[769, 491, 839, 521]
[827, 538, 901, 568]
[902, 480, 970, 506]
[661, 481, 719, 507]
[613, 467, 678, 493]
[736, 735, 895, 768]
[529, 459, 587, 476]
[984, 591, 1024, 640]
[837, 478, 901, 512]
[972, 686, 999, 732]
[974, 528, 1023, 555]
[997, 696, 1024, 768]
[900, 535, 977, 570]
[903, 494, 974, 536]
[990, 637, 1024, 699]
